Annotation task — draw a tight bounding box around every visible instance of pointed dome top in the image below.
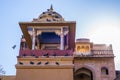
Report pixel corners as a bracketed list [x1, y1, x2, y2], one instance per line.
[50, 5, 53, 11]
[33, 5, 64, 22]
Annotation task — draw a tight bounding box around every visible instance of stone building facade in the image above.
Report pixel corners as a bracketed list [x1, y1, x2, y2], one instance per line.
[74, 39, 116, 80]
[0, 6, 116, 80]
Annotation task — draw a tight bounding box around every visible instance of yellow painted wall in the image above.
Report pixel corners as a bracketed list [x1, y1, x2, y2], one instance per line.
[16, 68, 73, 80]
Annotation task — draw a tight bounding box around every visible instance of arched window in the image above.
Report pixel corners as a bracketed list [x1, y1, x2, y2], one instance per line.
[86, 46, 89, 51]
[101, 67, 109, 75]
[77, 46, 81, 52]
[81, 46, 84, 49]
[75, 67, 93, 80]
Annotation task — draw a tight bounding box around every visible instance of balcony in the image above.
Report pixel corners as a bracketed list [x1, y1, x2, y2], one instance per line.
[74, 50, 114, 58]
[18, 49, 73, 58]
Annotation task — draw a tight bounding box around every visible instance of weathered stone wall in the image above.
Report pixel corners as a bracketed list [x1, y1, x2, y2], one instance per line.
[0, 76, 15, 80]
[74, 57, 116, 80]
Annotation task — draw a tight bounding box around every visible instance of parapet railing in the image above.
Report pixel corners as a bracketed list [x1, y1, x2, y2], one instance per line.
[74, 50, 114, 57]
[18, 49, 73, 58]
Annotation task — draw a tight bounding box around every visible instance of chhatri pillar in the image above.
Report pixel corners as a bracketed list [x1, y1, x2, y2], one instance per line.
[60, 27, 64, 50]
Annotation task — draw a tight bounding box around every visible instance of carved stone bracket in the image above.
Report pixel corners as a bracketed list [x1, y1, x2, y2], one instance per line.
[36, 31, 42, 36]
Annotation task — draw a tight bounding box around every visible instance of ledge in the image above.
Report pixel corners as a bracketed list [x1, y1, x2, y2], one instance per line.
[17, 56, 73, 61]
[15, 64, 74, 69]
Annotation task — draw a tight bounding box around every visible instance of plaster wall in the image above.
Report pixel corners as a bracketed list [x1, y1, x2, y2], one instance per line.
[16, 68, 73, 80]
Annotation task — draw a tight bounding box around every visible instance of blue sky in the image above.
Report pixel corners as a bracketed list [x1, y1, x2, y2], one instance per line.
[0, 0, 120, 75]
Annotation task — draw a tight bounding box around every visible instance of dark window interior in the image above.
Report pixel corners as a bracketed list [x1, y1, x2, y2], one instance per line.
[101, 67, 109, 75]
[39, 32, 60, 44]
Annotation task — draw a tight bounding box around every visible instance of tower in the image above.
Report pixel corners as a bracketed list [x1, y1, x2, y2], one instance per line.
[15, 6, 116, 80]
[16, 6, 76, 80]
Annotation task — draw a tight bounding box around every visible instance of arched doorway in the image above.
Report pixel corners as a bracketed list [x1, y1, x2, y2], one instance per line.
[74, 68, 93, 80]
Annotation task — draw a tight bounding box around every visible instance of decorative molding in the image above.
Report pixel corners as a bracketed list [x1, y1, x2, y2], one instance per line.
[36, 31, 42, 36]
[55, 30, 61, 36]
[15, 64, 74, 69]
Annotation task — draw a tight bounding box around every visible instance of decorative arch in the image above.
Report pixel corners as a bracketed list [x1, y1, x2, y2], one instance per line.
[74, 65, 96, 80]
[86, 46, 89, 51]
[77, 46, 81, 52]
[81, 46, 84, 49]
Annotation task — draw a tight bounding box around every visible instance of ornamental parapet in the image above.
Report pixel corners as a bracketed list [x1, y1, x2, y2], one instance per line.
[74, 50, 114, 58]
[91, 50, 113, 54]
[18, 49, 73, 58]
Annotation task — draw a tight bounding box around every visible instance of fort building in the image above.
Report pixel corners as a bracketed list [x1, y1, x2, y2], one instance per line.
[0, 5, 116, 80]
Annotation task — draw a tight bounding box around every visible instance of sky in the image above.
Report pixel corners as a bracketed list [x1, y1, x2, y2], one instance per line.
[0, 0, 120, 75]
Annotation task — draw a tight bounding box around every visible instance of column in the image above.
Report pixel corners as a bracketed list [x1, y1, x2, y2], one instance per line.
[21, 37, 26, 50]
[32, 28, 36, 50]
[36, 31, 42, 50]
[60, 28, 64, 50]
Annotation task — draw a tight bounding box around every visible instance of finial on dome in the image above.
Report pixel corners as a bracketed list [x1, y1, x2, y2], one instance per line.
[50, 4, 53, 11]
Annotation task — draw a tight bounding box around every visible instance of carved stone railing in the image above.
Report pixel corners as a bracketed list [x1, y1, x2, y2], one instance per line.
[91, 50, 113, 55]
[74, 50, 114, 57]
[18, 50, 73, 58]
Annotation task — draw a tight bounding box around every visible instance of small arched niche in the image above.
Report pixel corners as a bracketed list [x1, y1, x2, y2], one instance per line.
[101, 67, 109, 75]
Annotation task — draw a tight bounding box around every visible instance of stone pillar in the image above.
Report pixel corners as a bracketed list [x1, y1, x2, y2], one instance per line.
[32, 28, 36, 50]
[60, 28, 64, 50]
[36, 31, 42, 50]
[21, 37, 26, 50]
[55, 28, 69, 50]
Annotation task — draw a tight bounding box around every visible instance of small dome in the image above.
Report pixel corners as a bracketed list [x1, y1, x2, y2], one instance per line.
[33, 5, 64, 22]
